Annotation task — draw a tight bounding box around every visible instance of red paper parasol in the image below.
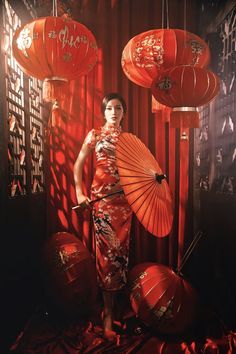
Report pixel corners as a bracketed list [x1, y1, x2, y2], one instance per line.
[115, 132, 173, 237]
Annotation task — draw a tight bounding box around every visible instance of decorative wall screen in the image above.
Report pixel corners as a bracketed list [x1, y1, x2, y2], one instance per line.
[29, 77, 44, 193]
[2, 0, 44, 197]
[194, 5, 236, 195]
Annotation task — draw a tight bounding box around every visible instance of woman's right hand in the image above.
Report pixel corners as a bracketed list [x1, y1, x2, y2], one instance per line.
[76, 194, 91, 209]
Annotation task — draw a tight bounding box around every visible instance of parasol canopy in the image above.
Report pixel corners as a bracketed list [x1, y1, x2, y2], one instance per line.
[115, 132, 173, 237]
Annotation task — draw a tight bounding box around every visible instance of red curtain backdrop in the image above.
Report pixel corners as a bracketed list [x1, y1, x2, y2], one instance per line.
[47, 0, 198, 270]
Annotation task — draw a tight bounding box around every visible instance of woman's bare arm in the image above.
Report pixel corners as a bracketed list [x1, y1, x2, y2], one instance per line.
[73, 143, 92, 206]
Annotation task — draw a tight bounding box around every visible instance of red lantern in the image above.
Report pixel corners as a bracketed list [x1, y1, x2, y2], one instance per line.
[42, 232, 98, 318]
[129, 262, 198, 334]
[121, 29, 210, 89]
[12, 16, 98, 103]
[151, 65, 220, 128]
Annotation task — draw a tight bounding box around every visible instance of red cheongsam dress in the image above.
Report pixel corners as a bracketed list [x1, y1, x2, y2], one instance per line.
[84, 125, 133, 291]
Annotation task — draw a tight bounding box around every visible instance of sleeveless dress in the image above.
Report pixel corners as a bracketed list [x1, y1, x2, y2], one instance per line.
[84, 125, 133, 291]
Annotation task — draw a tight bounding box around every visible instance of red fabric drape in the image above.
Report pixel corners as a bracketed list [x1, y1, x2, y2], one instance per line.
[47, 0, 198, 269]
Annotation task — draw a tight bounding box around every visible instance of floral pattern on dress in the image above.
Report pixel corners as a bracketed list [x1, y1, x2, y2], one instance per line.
[84, 126, 133, 291]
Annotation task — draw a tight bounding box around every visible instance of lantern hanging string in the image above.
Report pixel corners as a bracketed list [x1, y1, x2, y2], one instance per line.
[184, 0, 187, 31]
[161, 0, 164, 29]
[52, 0, 58, 17]
[184, 0, 187, 48]
[161, 0, 169, 29]
[165, 0, 169, 29]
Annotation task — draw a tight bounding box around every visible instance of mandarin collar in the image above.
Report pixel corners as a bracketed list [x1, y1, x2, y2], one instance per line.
[101, 124, 122, 134]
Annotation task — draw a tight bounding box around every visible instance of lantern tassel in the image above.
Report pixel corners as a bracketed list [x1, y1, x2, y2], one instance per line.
[43, 77, 69, 103]
[50, 100, 67, 127]
[170, 107, 199, 128]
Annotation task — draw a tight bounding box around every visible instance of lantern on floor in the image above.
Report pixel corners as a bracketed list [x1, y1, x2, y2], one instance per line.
[121, 28, 210, 89]
[151, 65, 220, 128]
[129, 262, 198, 334]
[42, 232, 98, 318]
[12, 16, 98, 105]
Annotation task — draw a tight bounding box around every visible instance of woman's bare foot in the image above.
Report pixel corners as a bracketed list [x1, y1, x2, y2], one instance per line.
[103, 313, 116, 341]
[104, 327, 117, 341]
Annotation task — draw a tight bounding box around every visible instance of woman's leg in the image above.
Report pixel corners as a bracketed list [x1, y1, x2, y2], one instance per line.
[103, 290, 116, 339]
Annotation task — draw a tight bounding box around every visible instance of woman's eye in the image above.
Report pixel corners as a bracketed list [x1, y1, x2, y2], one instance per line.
[106, 106, 122, 111]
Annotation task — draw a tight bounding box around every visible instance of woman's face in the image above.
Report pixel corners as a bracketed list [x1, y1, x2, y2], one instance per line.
[104, 98, 124, 127]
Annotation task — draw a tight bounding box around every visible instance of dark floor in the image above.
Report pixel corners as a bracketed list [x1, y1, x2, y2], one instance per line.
[8, 296, 236, 354]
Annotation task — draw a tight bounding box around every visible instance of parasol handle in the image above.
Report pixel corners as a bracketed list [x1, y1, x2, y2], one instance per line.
[155, 173, 166, 184]
[176, 230, 203, 274]
[72, 189, 124, 210]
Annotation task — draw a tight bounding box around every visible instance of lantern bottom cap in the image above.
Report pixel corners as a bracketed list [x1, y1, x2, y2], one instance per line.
[172, 107, 198, 112]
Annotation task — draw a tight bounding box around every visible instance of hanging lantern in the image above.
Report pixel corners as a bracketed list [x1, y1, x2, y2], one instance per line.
[151, 65, 220, 128]
[12, 16, 98, 104]
[121, 29, 210, 89]
[129, 262, 198, 334]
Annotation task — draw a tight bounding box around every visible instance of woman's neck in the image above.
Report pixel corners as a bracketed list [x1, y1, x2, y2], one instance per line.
[103, 123, 121, 131]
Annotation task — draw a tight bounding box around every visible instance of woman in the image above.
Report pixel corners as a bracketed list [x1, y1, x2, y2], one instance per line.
[73, 93, 133, 340]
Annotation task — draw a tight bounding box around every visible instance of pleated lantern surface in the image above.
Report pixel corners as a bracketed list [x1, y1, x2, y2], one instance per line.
[151, 65, 220, 128]
[129, 262, 198, 334]
[121, 28, 210, 89]
[12, 16, 98, 104]
[42, 232, 98, 318]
